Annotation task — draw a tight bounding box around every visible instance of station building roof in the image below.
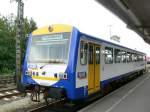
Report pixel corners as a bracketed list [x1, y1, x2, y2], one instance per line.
[97, 0, 150, 44]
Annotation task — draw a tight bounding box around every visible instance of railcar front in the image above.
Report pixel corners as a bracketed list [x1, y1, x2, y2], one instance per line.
[22, 24, 81, 101]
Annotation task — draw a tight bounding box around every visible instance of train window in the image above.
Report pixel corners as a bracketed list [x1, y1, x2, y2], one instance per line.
[134, 54, 138, 62]
[114, 49, 121, 63]
[95, 47, 100, 64]
[141, 55, 144, 61]
[131, 53, 135, 62]
[89, 44, 93, 64]
[29, 32, 71, 64]
[105, 47, 113, 64]
[143, 55, 146, 61]
[121, 51, 126, 63]
[126, 52, 131, 62]
[80, 41, 88, 65]
[138, 55, 143, 61]
[142, 55, 144, 61]
[137, 55, 140, 61]
[132, 53, 138, 62]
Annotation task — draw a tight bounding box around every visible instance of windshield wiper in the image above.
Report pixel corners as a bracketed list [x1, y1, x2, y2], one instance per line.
[40, 64, 49, 69]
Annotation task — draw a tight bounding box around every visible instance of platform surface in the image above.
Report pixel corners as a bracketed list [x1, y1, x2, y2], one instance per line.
[78, 71, 150, 112]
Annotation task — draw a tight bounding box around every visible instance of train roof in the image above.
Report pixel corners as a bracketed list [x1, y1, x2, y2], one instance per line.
[79, 30, 146, 55]
[32, 24, 72, 36]
[31, 24, 145, 55]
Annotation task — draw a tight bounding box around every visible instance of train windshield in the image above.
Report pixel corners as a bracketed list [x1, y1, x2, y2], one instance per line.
[28, 32, 71, 64]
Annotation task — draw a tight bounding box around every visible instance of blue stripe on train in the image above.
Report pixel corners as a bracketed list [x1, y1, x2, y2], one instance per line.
[72, 69, 142, 100]
[22, 34, 38, 85]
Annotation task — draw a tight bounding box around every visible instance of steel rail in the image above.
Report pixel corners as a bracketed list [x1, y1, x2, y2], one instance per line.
[0, 89, 21, 100]
[0, 87, 17, 93]
[27, 98, 66, 112]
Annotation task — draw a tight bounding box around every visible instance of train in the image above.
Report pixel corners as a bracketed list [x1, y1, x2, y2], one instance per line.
[22, 24, 146, 102]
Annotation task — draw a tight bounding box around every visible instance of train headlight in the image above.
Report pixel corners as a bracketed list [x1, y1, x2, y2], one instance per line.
[36, 72, 39, 76]
[26, 70, 32, 76]
[42, 71, 46, 75]
[58, 72, 67, 79]
[29, 71, 32, 76]
[54, 73, 58, 78]
[32, 71, 35, 76]
[25, 71, 28, 75]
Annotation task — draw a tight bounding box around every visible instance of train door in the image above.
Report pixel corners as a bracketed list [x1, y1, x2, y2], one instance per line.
[95, 45, 100, 92]
[88, 44, 95, 94]
[88, 43, 101, 95]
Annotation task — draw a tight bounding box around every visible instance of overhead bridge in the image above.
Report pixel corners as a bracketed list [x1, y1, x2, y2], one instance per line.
[96, 0, 150, 44]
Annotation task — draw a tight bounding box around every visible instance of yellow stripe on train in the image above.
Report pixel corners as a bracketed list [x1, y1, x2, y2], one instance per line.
[32, 76, 60, 81]
[32, 24, 73, 36]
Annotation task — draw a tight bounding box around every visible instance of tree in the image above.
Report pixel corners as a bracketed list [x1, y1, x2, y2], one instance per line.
[0, 15, 37, 74]
[0, 16, 15, 73]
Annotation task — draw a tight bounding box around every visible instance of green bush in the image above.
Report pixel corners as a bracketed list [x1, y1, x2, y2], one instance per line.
[0, 15, 37, 74]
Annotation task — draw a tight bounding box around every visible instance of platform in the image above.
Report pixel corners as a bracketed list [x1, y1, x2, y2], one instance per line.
[78, 71, 150, 112]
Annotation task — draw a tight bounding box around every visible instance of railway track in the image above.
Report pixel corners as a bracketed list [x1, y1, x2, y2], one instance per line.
[0, 88, 21, 101]
[0, 75, 15, 85]
[27, 98, 66, 112]
[26, 70, 150, 112]
[26, 97, 102, 112]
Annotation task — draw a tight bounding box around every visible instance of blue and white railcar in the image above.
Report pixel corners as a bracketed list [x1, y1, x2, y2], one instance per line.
[22, 24, 146, 100]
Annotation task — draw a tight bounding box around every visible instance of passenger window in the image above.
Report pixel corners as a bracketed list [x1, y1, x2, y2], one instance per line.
[132, 53, 135, 62]
[105, 47, 113, 64]
[95, 47, 100, 64]
[143, 55, 145, 61]
[134, 54, 138, 62]
[137, 55, 140, 61]
[114, 49, 121, 63]
[80, 41, 88, 65]
[132, 53, 138, 62]
[126, 52, 131, 62]
[121, 51, 126, 63]
[138, 55, 143, 61]
[89, 44, 93, 64]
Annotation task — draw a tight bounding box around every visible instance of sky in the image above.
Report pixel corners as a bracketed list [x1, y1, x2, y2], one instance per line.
[0, 0, 150, 56]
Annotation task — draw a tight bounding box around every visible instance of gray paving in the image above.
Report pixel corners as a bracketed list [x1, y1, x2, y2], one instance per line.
[79, 72, 150, 112]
